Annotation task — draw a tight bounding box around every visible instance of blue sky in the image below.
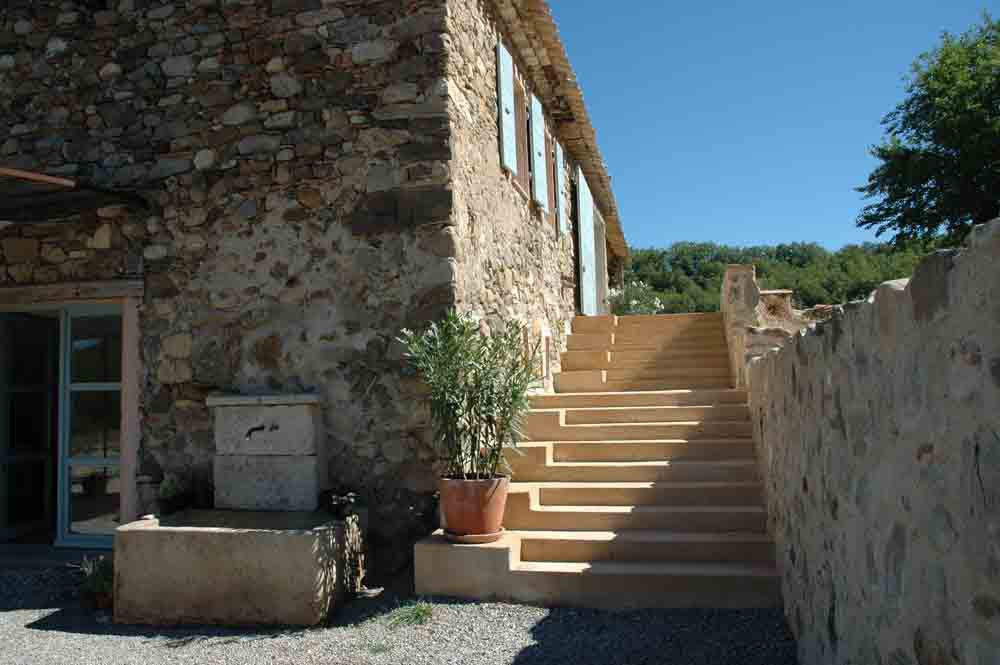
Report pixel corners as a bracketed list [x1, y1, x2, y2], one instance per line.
[550, 1, 989, 250]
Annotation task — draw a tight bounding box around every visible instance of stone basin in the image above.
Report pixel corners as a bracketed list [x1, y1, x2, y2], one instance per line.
[114, 510, 364, 627]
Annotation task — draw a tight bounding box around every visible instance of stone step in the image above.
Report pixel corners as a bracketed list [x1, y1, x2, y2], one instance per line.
[561, 405, 749, 425]
[525, 413, 752, 441]
[503, 492, 767, 532]
[554, 371, 732, 393]
[604, 367, 732, 381]
[530, 389, 748, 409]
[567, 333, 729, 351]
[570, 315, 619, 334]
[507, 447, 760, 482]
[571, 313, 724, 335]
[604, 379, 733, 392]
[517, 530, 776, 564]
[508, 560, 781, 609]
[561, 350, 730, 371]
[549, 439, 754, 463]
[415, 531, 782, 609]
[513, 481, 763, 506]
[615, 313, 724, 326]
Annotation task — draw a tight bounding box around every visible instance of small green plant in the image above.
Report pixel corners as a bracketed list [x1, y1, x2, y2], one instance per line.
[80, 555, 114, 595]
[77, 555, 114, 610]
[399, 311, 539, 480]
[158, 472, 190, 515]
[366, 642, 391, 655]
[385, 601, 434, 628]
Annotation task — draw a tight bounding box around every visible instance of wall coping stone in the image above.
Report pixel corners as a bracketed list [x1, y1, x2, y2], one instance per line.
[206, 393, 322, 408]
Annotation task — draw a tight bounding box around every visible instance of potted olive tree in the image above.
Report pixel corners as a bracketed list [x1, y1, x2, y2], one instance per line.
[400, 311, 538, 543]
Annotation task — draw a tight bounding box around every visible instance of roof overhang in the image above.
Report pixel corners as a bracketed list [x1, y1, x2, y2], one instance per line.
[491, 0, 628, 258]
[0, 167, 149, 224]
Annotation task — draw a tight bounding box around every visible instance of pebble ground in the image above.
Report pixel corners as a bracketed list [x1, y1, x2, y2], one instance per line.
[0, 567, 798, 665]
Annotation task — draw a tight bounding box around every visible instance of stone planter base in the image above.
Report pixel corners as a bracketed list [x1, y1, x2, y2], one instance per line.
[114, 511, 364, 627]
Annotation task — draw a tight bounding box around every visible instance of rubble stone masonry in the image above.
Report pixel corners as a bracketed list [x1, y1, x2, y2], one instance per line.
[444, 0, 576, 369]
[0, 0, 496, 575]
[746, 221, 1000, 665]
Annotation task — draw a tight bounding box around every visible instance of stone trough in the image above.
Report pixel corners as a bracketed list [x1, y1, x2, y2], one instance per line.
[114, 394, 363, 627]
[115, 511, 363, 627]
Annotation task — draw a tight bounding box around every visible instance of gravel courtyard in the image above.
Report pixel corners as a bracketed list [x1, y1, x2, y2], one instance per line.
[0, 567, 798, 665]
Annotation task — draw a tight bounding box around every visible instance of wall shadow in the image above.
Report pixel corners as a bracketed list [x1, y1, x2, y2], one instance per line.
[512, 606, 798, 665]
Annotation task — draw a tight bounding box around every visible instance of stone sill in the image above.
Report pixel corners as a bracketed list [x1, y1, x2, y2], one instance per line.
[205, 393, 321, 407]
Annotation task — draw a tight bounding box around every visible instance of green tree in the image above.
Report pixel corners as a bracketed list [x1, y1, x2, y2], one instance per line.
[857, 14, 1000, 244]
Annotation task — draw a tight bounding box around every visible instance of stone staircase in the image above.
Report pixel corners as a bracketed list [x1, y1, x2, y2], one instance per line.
[416, 313, 780, 609]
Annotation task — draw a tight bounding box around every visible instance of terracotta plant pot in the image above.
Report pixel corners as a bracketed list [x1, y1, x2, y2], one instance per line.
[439, 476, 510, 542]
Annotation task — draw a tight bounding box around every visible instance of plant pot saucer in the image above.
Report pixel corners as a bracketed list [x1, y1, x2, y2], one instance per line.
[443, 527, 505, 544]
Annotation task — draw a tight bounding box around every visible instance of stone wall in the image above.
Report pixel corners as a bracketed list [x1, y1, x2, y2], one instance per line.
[0, 0, 459, 575]
[746, 221, 1000, 665]
[720, 264, 814, 388]
[444, 0, 578, 377]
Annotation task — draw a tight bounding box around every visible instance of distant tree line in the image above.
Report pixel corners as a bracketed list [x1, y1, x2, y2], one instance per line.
[612, 240, 938, 314]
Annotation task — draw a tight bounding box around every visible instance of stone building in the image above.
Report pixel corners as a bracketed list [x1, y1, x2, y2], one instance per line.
[0, 0, 625, 573]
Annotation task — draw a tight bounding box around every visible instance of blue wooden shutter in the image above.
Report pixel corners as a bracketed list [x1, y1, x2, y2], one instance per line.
[555, 142, 568, 233]
[530, 94, 548, 210]
[576, 166, 598, 315]
[497, 42, 517, 174]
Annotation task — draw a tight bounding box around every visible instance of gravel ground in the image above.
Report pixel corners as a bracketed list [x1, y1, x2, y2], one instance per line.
[0, 567, 798, 665]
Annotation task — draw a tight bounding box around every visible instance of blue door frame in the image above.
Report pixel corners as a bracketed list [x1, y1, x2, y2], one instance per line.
[56, 304, 122, 549]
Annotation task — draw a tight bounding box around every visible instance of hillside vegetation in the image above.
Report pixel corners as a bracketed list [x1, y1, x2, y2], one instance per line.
[614, 241, 936, 315]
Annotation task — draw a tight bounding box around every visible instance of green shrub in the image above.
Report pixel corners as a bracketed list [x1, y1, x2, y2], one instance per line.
[399, 311, 538, 480]
[608, 280, 664, 315]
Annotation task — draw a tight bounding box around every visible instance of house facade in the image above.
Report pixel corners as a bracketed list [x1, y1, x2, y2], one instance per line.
[0, 0, 625, 573]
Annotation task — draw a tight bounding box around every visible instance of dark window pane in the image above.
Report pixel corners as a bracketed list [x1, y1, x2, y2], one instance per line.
[69, 391, 120, 458]
[10, 391, 50, 453]
[10, 317, 55, 386]
[1, 315, 56, 386]
[70, 316, 121, 384]
[5, 459, 47, 526]
[69, 465, 120, 536]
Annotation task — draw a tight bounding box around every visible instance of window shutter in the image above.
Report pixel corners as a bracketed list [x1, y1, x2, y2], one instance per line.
[530, 94, 548, 210]
[555, 142, 568, 233]
[497, 42, 517, 174]
[576, 166, 598, 315]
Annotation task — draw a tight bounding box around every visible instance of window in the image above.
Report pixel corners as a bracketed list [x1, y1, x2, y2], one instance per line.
[513, 67, 531, 196]
[498, 38, 559, 219]
[546, 128, 557, 234]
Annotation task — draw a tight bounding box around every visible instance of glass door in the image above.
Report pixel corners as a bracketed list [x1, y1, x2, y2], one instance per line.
[0, 314, 59, 542]
[57, 305, 123, 547]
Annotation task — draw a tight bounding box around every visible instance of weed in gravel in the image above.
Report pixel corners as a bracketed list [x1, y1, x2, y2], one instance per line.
[385, 601, 434, 628]
[365, 642, 390, 655]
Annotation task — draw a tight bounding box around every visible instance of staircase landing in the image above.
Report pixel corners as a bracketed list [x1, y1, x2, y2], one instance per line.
[415, 313, 780, 609]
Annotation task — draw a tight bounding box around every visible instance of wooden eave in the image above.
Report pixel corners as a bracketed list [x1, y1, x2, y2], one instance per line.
[0, 167, 148, 223]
